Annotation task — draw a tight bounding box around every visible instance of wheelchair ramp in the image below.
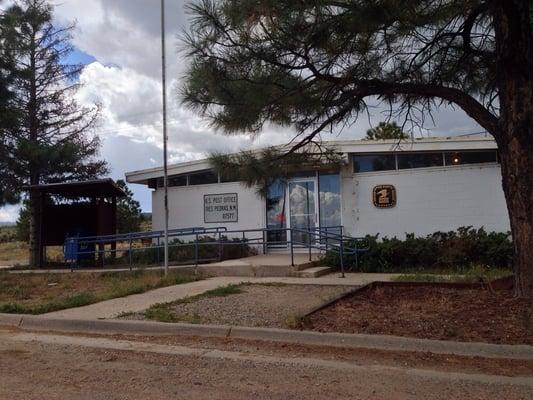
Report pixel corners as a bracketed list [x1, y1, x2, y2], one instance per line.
[190, 253, 329, 278]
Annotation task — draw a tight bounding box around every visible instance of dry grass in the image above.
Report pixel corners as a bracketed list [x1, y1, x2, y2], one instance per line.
[0, 269, 199, 314]
[0, 241, 64, 266]
[0, 241, 28, 265]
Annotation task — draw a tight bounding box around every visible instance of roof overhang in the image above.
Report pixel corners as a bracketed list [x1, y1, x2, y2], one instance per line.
[126, 135, 498, 185]
[23, 178, 127, 198]
[126, 159, 212, 185]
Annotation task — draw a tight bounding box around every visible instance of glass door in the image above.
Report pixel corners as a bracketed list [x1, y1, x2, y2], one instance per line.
[288, 179, 317, 246]
[266, 180, 287, 247]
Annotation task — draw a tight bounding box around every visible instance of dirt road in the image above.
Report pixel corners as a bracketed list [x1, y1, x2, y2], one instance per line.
[0, 328, 532, 400]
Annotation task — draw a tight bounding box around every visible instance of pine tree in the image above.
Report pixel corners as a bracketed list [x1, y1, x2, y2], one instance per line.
[0, 1, 20, 206]
[210, 146, 342, 197]
[0, 0, 108, 266]
[365, 122, 409, 140]
[114, 180, 142, 234]
[182, 0, 533, 298]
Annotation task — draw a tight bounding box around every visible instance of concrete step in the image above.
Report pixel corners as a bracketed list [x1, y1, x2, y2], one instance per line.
[293, 261, 316, 271]
[295, 266, 332, 278]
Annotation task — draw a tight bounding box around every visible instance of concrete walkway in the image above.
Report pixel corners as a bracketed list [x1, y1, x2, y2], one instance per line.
[6, 253, 318, 275]
[42, 273, 396, 320]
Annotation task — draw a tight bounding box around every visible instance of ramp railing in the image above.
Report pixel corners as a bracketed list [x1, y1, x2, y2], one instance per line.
[64, 226, 369, 277]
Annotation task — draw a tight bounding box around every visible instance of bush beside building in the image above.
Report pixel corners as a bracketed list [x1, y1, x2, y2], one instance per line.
[324, 226, 513, 273]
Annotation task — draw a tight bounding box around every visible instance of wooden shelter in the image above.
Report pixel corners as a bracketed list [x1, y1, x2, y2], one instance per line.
[24, 179, 126, 267]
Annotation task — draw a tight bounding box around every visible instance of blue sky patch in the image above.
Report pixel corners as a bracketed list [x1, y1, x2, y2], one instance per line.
[64, 47, 96, 66]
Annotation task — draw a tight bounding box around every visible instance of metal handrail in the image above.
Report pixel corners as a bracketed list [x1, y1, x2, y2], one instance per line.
[65, 225, 369, 276]
[68, 226, 227, 244]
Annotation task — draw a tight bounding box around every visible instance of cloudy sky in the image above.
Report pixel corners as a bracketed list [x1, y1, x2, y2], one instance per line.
[0, 0, 483, 223]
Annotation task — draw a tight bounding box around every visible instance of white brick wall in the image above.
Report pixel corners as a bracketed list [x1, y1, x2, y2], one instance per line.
[340, 164, 510, 238]
[152, 181, 265, 238]
[150, 163, 510, 241]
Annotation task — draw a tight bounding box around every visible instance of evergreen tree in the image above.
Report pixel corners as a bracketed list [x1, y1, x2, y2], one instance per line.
[0, 0, 108, 266]
[182, 0, 533, 298]
[210, 146, 342, 197]
[0, 1, 20, 206]
[115, 180, 142, 234]
[365, 122, 409, 140]
[15, 200, 29, 242]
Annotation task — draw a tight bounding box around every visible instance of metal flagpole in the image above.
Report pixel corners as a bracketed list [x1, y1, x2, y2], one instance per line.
[160, 0, 169, 276]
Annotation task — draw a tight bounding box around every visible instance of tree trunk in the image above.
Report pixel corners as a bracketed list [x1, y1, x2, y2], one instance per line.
[491, 0, 533, 297]
[27, 25, 41, 268]
[498, 136, 533, 298]
[28, 189, 42, 268]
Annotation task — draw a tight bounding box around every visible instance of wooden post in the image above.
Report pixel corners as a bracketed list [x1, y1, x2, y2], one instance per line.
[97, 196, 104, 267]
[39, 192, 44, 267]
[111, 196, 117, 260]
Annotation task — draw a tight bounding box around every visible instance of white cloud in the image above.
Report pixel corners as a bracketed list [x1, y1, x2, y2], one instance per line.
[56, 0, 484, 157]
[0, 205, 20, 224]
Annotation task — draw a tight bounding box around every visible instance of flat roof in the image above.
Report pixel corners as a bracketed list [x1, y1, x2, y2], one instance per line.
[126, 134, 497, 185]
[24, 179, 126, 198]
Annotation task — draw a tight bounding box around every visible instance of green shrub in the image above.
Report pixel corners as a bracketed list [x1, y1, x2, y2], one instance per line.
[0, 293, 97, 314]
[202, 284, 242, 297]
[394, 266, 512, 283]
[0, 303, 27, 313]
[144, 304, 179, 322]
[323, 226, 513, 273]
[120, 235, 254, 266]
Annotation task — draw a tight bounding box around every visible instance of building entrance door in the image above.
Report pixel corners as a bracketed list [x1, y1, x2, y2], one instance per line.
[288, 178, 318, 246]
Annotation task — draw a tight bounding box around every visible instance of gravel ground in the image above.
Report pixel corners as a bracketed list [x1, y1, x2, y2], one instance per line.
[2, 330, 532, 400]
[139, 284, 352, 328]
[173, 284, 350, 327]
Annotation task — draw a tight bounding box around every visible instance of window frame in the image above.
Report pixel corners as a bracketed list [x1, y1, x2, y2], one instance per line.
[352, 153, 397, 173]
[188, 170, 219, 186]
[396, 151, 445, 170]
[352, 149, 499, 174]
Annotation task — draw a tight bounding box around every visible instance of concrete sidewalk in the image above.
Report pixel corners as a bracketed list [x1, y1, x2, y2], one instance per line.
[6, 253, 318, 275]
[41, 273, 396, 320]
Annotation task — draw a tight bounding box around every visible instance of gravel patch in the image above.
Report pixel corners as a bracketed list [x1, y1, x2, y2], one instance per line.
[134, 284, 353, 328]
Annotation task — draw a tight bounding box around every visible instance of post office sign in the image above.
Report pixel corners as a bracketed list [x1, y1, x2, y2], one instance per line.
[373, 185, 397, 208]
[204, 193, 238, 223]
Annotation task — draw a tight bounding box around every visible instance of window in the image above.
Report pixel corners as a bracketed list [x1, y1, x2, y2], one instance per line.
[220, 174, 237, 183]
[445, 150, 497, 166]
[188, 171, 218, 185]
[290, 171, 315, 179]
[397, 152, 444, 169]
[352, 149, 498, 174]
[319, 172, 341, 229]
[353, 154, 396, 173]
[169, 175, 187, 187]
[157, 175, 187, 187]
[266, 180, 287, 245]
